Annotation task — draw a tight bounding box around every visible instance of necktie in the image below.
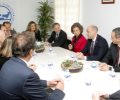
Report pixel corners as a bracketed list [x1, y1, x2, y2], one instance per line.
[116, 47, 120, 65]
[90, 41, 94, 55]
[56, 33, 59, 38]
[55, 33, 59, 41]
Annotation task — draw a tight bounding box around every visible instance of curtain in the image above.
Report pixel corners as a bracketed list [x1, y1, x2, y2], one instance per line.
[54, 0, 80, 36]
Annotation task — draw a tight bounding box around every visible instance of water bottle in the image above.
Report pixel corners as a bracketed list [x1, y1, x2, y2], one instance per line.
[85, 78, 92, 86]
[48, 47, 53, 53]
[91, 62, 97, 68]
[64, 70, 71, 78]
[48, 61, 54, 69]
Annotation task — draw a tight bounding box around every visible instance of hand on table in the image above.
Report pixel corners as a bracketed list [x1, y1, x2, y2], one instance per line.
[68, 44, 73, 50]
[92, 91, 109, 100]
[44, 42, 51, 47]
[55, 81, 64, 91]
[76, 52, 84, 60]
[47, 79, 64, 91]
[99, 63, 109, 71]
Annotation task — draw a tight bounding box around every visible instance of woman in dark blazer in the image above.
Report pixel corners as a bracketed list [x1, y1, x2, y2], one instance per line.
[26, 21, 42, 41]
[0, 36, 13, 69]
[68, 22, 87, 52]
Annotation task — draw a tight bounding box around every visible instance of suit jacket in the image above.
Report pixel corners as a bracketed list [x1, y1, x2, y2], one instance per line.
[48, 30, 67, 48]
[0, 57, 65, 100]
[102, 43, 120, 72]
[109, 90, 120, 100]
[71, 34, 87, 52]
[81, 34, 108, 61]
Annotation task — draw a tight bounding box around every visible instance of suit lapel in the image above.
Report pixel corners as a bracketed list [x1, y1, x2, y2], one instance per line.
[113, 45, 118, 64]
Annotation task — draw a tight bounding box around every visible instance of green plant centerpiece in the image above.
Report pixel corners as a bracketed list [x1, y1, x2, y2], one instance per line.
[35, 42, 45, 53]
[37, 0, 54, 41]
[61, 60, 83, 73]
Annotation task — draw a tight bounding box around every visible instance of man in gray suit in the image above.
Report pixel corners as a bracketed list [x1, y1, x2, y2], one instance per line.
[0, 31, 65, 100]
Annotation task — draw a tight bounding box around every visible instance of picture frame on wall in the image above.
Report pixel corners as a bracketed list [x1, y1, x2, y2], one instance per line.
[102, 0, 115, 4]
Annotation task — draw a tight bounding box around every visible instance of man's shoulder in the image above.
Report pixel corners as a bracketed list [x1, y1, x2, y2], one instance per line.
[3, 57, 34, 76]
[97, 34, 106, 40]
[97, 34, 108, 44]
[60, 30, 66, 35]
[4, 57, 25, 66]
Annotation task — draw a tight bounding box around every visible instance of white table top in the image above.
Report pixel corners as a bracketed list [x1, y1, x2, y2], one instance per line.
[29, 47, 120, 100]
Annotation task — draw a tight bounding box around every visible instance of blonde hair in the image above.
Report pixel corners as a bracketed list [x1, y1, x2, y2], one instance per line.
[0, 36, 13, 57]
[26, 21, 38, 32]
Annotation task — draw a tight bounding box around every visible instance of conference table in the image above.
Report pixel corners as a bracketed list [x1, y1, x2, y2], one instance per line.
[29, 46, 120, 100]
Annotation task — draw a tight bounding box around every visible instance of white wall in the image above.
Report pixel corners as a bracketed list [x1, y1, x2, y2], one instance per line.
[1, 0, 120, 44]
[0, 0, 53, 32]
[80, 0, 120, 44]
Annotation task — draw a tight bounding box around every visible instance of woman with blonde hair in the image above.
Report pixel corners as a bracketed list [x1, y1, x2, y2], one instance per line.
[0, 36, 13, 69]
[26, 21, 42, 41]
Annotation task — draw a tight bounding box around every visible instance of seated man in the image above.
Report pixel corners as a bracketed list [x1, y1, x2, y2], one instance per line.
[48, 23, 67, 48]
[3, 21, 16, 37]
[92, 90, 120, 100]
[0, 32, 65, 100]
[100, 27, 120, 72]
[77, 25, 108, 61]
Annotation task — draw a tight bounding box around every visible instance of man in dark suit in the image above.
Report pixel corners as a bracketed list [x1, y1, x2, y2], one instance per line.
[92, 90, 120, 100]
[100, 27, 120, 72]
[0, 32, 65, 100]
[48, 23, 67, 48]
[77, 25, 108, 61]
[3, 21, 16, 37]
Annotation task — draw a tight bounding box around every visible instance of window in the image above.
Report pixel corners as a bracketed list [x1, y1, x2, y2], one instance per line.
[54, 0, 80, 37]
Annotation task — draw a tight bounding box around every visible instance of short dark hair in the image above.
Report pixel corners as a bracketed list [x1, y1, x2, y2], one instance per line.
[71, 22, 83, 34]
[112, 27, 120, 38]
[3, 21, 11, 26]
[12, 32, 36, 57]
[52, 23, 60, 28]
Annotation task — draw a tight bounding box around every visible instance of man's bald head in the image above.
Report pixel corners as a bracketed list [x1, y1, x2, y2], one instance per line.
[0, 30, 5, 47]
[86, 25, 98, 39]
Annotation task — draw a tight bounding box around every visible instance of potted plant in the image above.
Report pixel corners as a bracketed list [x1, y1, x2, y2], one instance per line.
[37, 0, 54, 41]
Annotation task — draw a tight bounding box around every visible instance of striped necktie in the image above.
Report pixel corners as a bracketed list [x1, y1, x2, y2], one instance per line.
[90, 41, 94, 55]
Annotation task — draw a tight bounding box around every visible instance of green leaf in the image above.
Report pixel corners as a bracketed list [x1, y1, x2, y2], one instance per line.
[37, 0, 54, 41]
